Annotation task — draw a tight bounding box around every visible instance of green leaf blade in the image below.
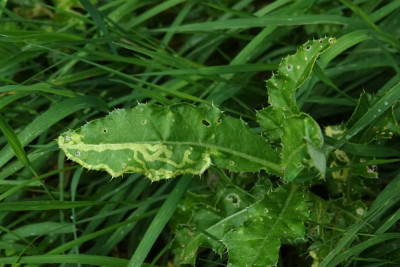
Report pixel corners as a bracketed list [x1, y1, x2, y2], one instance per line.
[281, 114, 326, 180]
[267, 37, 336, 117]
[257, 37, 336, 180]
[58, 103, 281, 180]
[222, 184, 309, 267]
[172, 187, 254, 265]
[0, 114, 35, 174]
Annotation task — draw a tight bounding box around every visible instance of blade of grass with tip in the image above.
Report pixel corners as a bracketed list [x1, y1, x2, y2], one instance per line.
[128, 175, 194, 266]
[79, 0, 116, 54]
[0, 114, 37, 176]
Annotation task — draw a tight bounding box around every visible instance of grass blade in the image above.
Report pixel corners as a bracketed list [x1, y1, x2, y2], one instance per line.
[79, 0, 116, 54]
[334, 81, 400, 149]
[320, 171, 400, 267]
[0, 255, 129, 267]
[0, 114, 36, 176]
[128, 175, 194, 266]
[0, 201, 106, 211]
[154, 15, 354, 32]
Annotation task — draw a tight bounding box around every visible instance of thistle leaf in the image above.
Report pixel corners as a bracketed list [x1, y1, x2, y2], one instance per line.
[346, 92, 397, 143]
[281, 114, 325, 179]
[257, 37, 336, 180]
[222, 184, 309, 267]
[172, 187, 253, 265]
[266, 37, 336, 117]
[324, 92, 398, 179]
[58, 103, 281, 181]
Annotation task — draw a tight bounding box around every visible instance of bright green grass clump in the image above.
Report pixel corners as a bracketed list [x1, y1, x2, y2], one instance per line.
[1, 1, 400, 266]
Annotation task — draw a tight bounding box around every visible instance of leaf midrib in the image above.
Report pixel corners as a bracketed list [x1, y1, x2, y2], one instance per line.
[61, 140, 282, 174]
[250, 185, 299, 265]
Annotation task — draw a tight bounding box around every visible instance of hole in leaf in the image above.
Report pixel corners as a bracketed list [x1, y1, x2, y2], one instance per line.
[310, 184, 329, 200]
[319, 39, 323, 44]
[287, 65, 293, 71]
[75, 151, 80, 156]
[141, 119, 147, 125]
[201, 119, 211, 127]
[306, 45, 311, 50]
[103, 129, 108, 133]
[226, 193, 240, 206]
[367, 165, 378, 173]
[296, 163, 303, 168]
[216, 117, 222, 124]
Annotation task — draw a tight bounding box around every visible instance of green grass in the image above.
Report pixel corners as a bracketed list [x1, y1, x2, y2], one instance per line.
[0, 0, 400, 266]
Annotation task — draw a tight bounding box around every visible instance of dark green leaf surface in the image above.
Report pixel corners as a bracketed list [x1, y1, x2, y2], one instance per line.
[172, 187, 253, 264]
[222, 184, 309, 266]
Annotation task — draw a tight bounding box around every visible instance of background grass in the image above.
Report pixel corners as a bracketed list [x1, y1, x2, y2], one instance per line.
[0, 0, 400, 266]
